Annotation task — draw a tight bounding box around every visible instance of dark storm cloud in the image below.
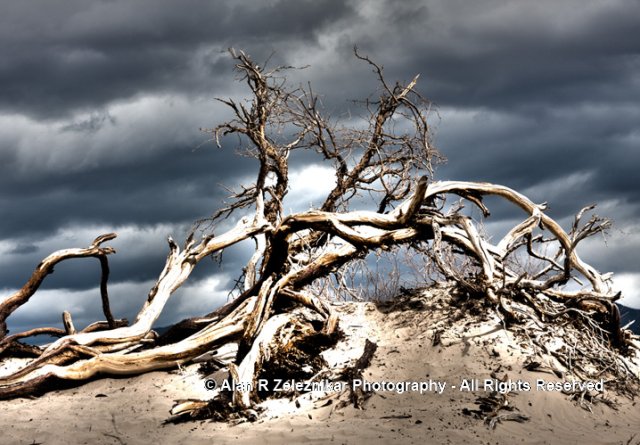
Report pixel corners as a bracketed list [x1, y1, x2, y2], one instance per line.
[330, 0, 640, 230]
[60, 111, 116, 133]
[0, 0, 355, 118]
[436, 104, 640, 202]
[348, 0, 640, 110]
[0, 139, 248, 238]
[2, 0, 640, 327]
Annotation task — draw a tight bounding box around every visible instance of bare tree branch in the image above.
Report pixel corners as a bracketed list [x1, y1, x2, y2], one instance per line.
[0, 50, 635, 421]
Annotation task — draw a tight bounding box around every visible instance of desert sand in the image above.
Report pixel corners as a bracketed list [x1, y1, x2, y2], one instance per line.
[1, 288, 639, 445]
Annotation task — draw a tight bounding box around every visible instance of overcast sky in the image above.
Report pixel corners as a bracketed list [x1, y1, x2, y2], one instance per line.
[1, 0, 639, 335]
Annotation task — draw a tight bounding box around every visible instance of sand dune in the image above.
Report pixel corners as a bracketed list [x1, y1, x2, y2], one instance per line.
[2, 289, 639, 445]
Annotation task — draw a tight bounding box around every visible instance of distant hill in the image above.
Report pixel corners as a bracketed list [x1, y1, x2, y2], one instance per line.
[154, 325, 172, 336]
[618, 304, 640, 335]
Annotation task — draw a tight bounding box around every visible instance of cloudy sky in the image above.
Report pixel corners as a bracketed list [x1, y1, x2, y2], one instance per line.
[1, 0, 639, 335]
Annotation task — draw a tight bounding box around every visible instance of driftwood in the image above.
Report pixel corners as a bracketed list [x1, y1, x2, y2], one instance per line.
[1, 49, 638, 420]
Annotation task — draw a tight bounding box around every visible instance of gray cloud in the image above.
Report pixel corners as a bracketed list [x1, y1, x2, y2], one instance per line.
[0, 0, 355, 118]
[2, 0, 640, 332]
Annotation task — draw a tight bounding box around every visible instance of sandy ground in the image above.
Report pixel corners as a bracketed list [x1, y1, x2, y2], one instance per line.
[2, 290, 640, 445]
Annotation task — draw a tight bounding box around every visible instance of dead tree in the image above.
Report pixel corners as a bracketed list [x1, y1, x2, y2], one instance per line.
[0, 49, 637, 418]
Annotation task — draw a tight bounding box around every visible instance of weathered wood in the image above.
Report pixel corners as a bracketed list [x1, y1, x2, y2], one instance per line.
[232, 312, 296, 408]
[0, 49, 633, 420]
[0, 296, 255, 396]
[0, 175, 624, 405]
[0, 233, 117, 338]
[422, 181, 609, 294]
[39, 217, 269, 354]
[62, 311, 76, 335]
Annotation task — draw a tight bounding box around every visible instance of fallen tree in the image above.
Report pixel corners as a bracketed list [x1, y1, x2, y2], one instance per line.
[1, 49, 638, 420]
